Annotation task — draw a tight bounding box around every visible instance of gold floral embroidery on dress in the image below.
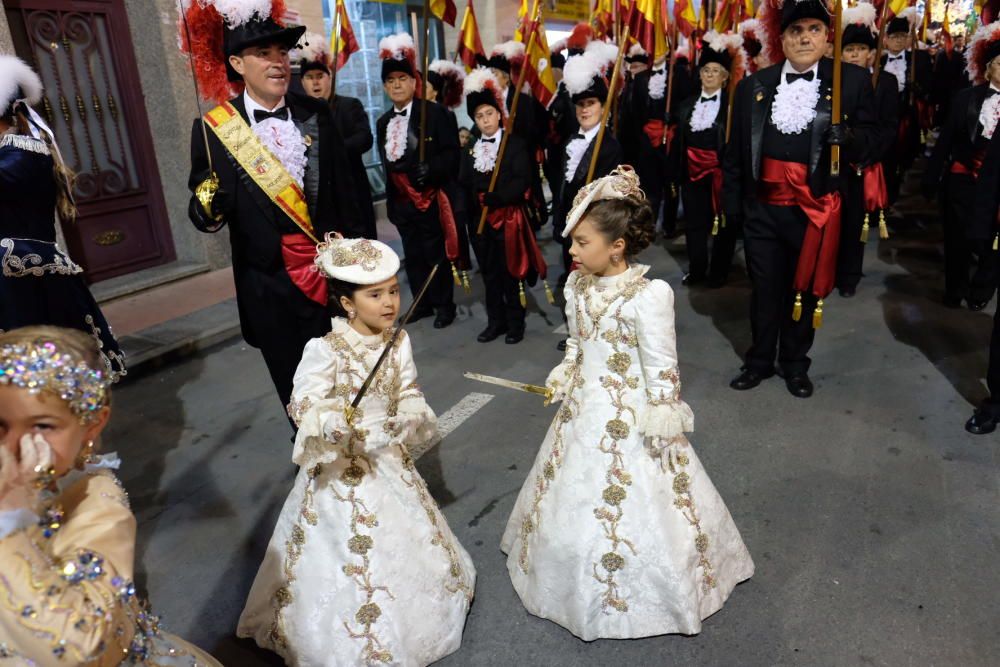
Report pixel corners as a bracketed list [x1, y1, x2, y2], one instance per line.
[268, 464, 320, 650]
[1, 238, 84, 278]
[286, 396, 313, 427]
[518, 348, 584, 573]
[334, 448, 394, 664]
[399, 447, 474, 600]
[648, 367, 682, 405]
[589, 290, 646, 613]
[84, 315, 127, 383]
[663, 442, 718, 592]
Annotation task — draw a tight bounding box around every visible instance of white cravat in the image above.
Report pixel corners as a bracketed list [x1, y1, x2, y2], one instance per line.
[884, 53, 907, 92]
[385, 101, 413, 163]
[690, 88, 722, 132]
[242, 90, 306, 186]
[565, 124, 601, 182]
[979, 86, 1000, 140]
[472, 128, 502, 173]
[771, 61, 822, 135]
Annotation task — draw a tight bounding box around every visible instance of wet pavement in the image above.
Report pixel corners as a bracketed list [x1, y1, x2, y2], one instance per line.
[105, 210, 998, 666]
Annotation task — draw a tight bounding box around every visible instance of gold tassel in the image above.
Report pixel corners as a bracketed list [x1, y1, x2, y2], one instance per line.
[544, 280, 556, 305]
[812, 299, 824, 329]
[721, 214, 727, 229]
[711, 215, 719, 236]
[519, 281, 527, 308]
[671, 183, 678, 198]
[994, 234, 999, 251]
[878, 210, 889, 240]
[860, 213, 870, 244]
[451, 263, 461, 286]
[792, 292, 803, 322]
[461, 271, 472, 294]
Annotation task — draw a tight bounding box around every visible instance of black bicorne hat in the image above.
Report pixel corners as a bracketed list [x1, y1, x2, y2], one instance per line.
[224, 17, 306, 82]
[780, 0, 831, 33]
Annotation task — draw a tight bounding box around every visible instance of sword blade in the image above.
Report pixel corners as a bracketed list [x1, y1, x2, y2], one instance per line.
[463, 373, 552, 401]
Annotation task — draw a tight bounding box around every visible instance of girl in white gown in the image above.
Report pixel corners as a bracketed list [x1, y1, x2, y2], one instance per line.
[238, 237, 475, 666]
[501, 167, 754, 641]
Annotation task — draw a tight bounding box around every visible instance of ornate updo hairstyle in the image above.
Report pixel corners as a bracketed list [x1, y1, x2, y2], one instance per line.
[583, 196, 655, 258]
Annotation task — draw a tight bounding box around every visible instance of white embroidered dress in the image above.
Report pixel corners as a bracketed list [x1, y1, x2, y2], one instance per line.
[501, 266, 754, 640]
[238, 317, 475, 666]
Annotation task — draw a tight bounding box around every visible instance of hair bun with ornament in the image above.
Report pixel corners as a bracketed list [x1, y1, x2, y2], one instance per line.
[177, 0, 304, 105]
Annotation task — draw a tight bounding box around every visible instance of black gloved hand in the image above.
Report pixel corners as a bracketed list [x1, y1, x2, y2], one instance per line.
[211, 188, 233, 218]
[482, 191, 503, 208]
[410, 162, 431, 188]
[826, 124, 850, 146]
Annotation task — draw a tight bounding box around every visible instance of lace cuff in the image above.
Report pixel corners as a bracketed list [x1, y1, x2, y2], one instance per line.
[391, 400, 439, 450]
[290, 398, 345, 468]
[640, 399, 695, 442]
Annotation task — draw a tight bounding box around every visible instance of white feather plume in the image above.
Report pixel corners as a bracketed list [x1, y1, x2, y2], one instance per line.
[704, 30, 744, 54]
[464, 66, 499, 95]
[210, 0, 275, 27]
[585, 40, 619, 70]
[380, 33, 415, 60]
[291, 30, 330, 64]
[0, 55, 43, 118]
[896, 7, 921, 27]
[551, 38, 567, 53]
[841, 2, 877, 29]
[628, 42, 647, 57]
[563, 52, 603, 96]
[491, 40, 525, 61]
[966, 21, 1000, 82]
[430, 59, 465, 80]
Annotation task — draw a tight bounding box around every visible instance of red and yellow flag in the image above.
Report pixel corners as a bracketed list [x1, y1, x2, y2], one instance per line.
[628, 0, 668, 60]
[594, 0, 615, 40]
[518, 8, 556, 108]
[713, 0, 753, 33]
[456, 0, 484, 71]
[430, 0, 457, 27]
[330, 0, 359, 71]
[674, 0, 698, 38]
[886, 0, 910, 19]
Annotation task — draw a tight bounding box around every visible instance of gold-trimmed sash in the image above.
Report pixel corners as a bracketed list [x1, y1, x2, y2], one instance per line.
[203, 102, 317, 242]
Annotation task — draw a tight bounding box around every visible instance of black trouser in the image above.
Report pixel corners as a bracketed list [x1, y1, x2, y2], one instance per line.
[710, 212, 741, 284]
[681, 177, 714, 279]
[943, 173, 997, 304]
[238, 269, 331, 422]
[392, 202, 456, 315]
[981, 296, 1000, 417]
[743, 200, 818, 376]
[837, 174, 866, 291]
[477, 223, 526, 332]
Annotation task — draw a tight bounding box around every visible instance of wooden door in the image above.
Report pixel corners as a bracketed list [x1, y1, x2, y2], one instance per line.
[5, 0, 175, 283]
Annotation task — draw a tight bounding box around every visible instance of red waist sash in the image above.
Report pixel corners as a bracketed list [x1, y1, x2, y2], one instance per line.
[280, 233, 327, 305]
[481, 193, 547, 281]
[759, 158, 841, 300]
[389, 172, 461, 265]
[949, 151, 986, 179]
[686, 147, 722, 216]
[862, 162, 888, 213]
[643, 119, 666, 147]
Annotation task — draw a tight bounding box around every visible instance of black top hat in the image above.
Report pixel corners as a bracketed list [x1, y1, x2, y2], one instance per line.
[466, 88, 503, 118]
[699, 45, 733, 71]
[780, 0, 831, 33]
[843, 24, 877, 49]
[887, 16, 911, 35]
[224, 18, 306, 82]
[551, 52, 566, 69]
[570, 76, 608, 104]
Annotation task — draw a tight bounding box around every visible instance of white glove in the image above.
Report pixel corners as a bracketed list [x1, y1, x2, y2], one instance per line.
[321, 410, 353, 447]
[0, 434, 54, 513]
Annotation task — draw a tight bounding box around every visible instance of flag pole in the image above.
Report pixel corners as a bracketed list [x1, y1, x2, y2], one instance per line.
[586, 24, 631, 184]
[418, 0, 432, 163]
[871, 0, 890, 88]
[831, 0, 843, 177]
[331, 1, 341, 97]
[477, 9, 541, 235]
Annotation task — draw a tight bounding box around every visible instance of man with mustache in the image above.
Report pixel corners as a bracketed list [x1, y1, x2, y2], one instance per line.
[184, 0, 362, 419]
[723, 0, 879, 398]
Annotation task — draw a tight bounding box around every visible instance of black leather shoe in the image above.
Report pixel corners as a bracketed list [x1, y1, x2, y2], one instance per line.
[504, 330, 524, 344]
[968, 299, 990, 312]
[556, 338, 568, 351]
[785, 373, 814, 398]
[682, 273, 705, 286]
[433, 309, 456, 329]
[407, 308, 434, 324]
[965, 409, 998, 435]
[838, 286, 857, 298]
[477, 323, 507, 343]
[730, 368, 774, 391]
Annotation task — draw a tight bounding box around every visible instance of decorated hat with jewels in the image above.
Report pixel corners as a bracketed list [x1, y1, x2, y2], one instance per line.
[967, 20, 1000, 84]
[178, 0, 306, 104]
[563, 166, 647, 238]
[315, 235, 400, 285]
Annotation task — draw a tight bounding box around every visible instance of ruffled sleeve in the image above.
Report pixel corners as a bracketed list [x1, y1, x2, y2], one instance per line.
[0, 473, 137, 665]
[634, 280, 695, 441]
[545, 272, 582, 400]
[289, 336, 349, 469]
[391, 332, 439, 450]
